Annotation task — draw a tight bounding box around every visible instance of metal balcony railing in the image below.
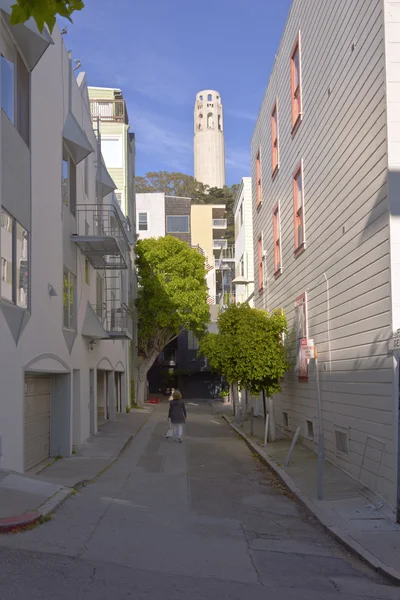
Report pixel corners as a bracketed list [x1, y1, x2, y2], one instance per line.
[72, 204, 130, 270]
[91, 303, 132, 340]
[221, 245, 235, 261]
[213, 239, 228, 250]
[212, 219, 227, 228]
[89, 99, 128, 124]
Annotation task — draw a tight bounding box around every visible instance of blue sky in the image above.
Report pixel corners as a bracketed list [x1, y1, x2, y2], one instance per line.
[63, 0, 292, 185]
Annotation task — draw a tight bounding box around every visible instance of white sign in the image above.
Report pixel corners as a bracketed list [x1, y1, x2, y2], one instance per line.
[301, 338, 315, 360]
[388, 333, 400, 352]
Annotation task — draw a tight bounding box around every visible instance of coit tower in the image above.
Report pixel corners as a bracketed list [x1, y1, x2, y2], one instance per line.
[194, 90, 226, 188]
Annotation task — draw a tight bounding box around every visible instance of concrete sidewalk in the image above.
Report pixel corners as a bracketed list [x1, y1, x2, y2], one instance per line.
[211, 401, 400, 584]
[0, 406, 153, 532]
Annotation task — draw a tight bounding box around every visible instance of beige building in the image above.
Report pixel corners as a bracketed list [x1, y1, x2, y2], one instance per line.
[191, 204, 228, 303]
[87, 87, 136, 228]
[194, 90, 226, 188]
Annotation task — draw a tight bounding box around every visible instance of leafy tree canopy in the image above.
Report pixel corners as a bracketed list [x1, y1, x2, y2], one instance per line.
[199, 303, 289, 397]
[135, 235, 210, 403]
[11, 0, 84, 32]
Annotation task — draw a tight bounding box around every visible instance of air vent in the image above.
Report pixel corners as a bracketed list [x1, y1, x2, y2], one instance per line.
[283, 412, 289, 428]
[306, 419, 314, 440]
[335, 427, 349, 455]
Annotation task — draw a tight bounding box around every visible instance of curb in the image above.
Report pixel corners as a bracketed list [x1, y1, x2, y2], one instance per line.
[39, 487, 74, 518]
[0, 511, 41, 533]
[221, 414, 400, 586]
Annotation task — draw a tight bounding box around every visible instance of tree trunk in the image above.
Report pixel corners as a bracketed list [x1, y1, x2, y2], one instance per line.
[262, 388, 267, 424]
[137, 352, 159, 406]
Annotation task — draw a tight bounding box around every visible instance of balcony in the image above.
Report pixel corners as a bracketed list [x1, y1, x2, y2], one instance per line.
[72, 204, 130, 270]
[221, 245, 235, 262]
[90, 99, 128, 124]
[92, 303, 133, 340]
[159, 349, 177, 366]
[212, 218, 227, 228]
[213, 239, 228, 250]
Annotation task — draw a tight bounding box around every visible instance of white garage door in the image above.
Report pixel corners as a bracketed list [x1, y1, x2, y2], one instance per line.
[24, 375, 51, 470]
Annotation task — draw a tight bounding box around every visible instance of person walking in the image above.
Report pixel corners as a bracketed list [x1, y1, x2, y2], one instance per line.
[168, 390, 186, 443]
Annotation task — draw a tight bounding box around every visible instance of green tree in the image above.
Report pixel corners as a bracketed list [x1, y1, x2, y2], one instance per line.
[199, 303, 289, 413]
[136, 235, 210, 405]
[11, 0, 84, 32]
[135, 171, 207, 200]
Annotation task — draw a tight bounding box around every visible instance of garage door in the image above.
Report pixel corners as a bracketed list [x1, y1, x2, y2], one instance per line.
[24, 375, 51, 470]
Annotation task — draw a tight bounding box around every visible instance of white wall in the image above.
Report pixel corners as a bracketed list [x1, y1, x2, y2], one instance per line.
[0, 24, 129, 471]
[234, 177, 254, 305]
[136, 193, 166, 239]
[251, 0, 396, 506]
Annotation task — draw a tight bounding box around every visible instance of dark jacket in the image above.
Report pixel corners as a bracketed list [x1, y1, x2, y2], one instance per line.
[168, 399, 187, 424]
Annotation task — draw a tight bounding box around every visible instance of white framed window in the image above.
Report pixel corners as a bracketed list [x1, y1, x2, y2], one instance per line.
[101, 136, 123, 168]
[63, 267, 76, 329]
[62, 145, 77, 216]
[1, 208, 29, 308]
[0, 27, 30, 146]
[138, 212, 148, 231]
[167, 215, 189, 233]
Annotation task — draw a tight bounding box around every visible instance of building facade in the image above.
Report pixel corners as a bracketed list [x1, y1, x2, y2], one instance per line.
[87, 85, 138, 405]
[135, 193, 227, 397]
[0, 20, 133, 473]
[251, 0, 400, 510]
[194, 90, 226, 188]
[233, 177, 254, 305]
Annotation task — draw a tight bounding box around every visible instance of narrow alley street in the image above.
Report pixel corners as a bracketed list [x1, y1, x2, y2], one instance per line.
[0, 401, 398, 600]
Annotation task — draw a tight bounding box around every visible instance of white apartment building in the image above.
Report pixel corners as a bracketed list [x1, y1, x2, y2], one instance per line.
[252, 0, 400, 511]
[0, 18, 133, 473]
[233, 177, 254, 306]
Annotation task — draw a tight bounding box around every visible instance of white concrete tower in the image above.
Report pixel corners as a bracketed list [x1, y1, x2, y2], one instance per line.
[194, 90, 226, 188]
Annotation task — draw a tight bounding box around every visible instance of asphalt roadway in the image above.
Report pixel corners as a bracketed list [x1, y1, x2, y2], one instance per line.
[0, 401, 399, 599]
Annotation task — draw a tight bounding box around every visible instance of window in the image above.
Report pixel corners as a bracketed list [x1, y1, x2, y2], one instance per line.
[115, 192, 122, 206]
[273, 204, 281, 275]
[291, 36, 302, 132]
[257, 236, 263, 291]
[63, 267, 76, 329]
[138, 212, 148, 231]
[101, 136, 123, 168]
[239, 254, 245, 277]
[207, 113, 213, 129]
[85, 257, 90, 285]
[0, 209, 29, 308]
[1, 31, 30, 147]
[293, 163, 305, 255]
[208, 93, 212, 101]
[218, 115, 222, 130]
[256, 149, 262, 207]
[199, 95, 203, 100]
[96, 273, 104, 320]
[295, 292, 308, 380]
[167, 215, 189, 233]
[271, 103, 279, 175]
[62, 146, 77, 215]
[1, 55, 14, 123]
[188, 331, 199, 350]
[84, 157, 89, 196]
[239, 202, 243, 226]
